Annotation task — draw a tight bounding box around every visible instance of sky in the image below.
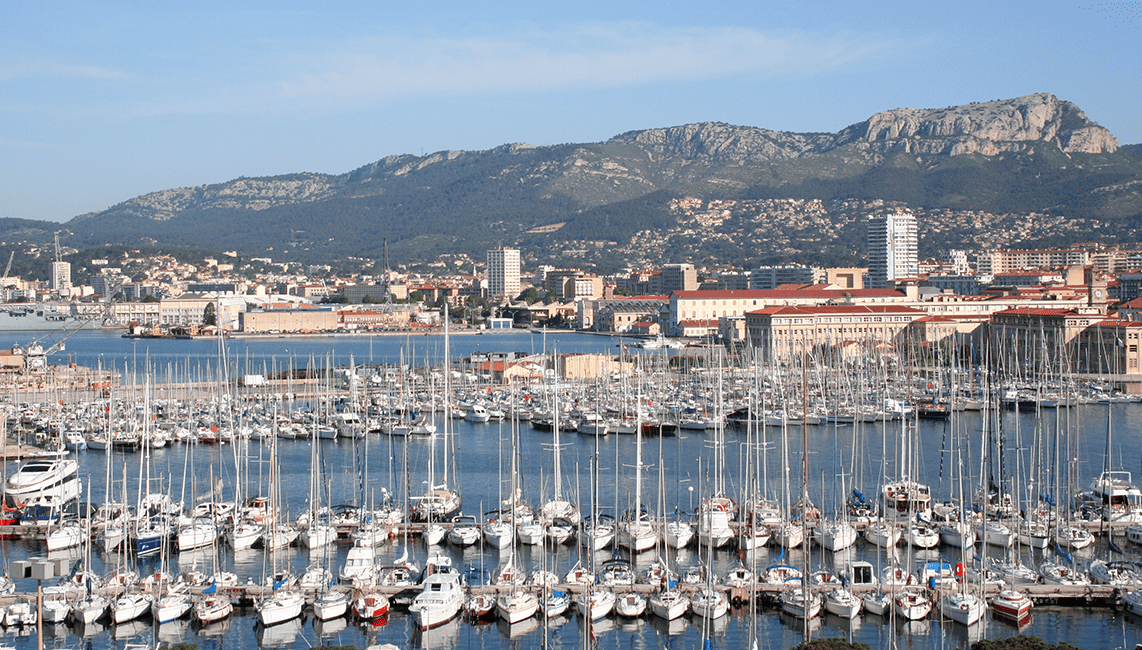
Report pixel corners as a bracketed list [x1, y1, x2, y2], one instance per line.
[2, 1, 1140, 223]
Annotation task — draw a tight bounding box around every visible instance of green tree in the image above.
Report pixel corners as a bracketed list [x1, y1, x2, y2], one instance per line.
[141, 295, 159, 303]
[516, 287, 539, 304]
[970, 636, 1082, 650]
[202, 302, 217, 327]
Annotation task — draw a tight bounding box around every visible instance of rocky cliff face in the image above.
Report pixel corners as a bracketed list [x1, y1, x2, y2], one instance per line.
[608, 122, 833, 161]
[606, 93, 1116, 163]
[113, 173, 340, 221]
[71, 93, 1125, 232]
[833, 93, 1117, 155]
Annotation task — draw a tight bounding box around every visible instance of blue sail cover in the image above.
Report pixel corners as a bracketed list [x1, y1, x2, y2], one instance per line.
[1054, 542, 1074, 565]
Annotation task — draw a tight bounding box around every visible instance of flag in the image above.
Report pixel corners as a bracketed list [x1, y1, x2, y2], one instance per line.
[1119, 337, 1126, 348]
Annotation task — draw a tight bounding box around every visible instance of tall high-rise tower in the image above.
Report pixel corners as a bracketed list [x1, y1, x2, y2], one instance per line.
[487, 247, 521, 300]
[52, 232, 71, 293]
[867, 212, 918, 288]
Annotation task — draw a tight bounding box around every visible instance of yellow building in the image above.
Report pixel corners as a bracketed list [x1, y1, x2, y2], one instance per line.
[745, 304, 927, 360]
[668, 288, 907, 336]
[239, 308, 339, 333]
[557, 353, 633, 380]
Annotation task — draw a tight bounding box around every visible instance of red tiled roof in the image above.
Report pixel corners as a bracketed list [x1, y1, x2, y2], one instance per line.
[745, 305, 925, 317]
[1087, 318, 1142, 328]
[672, 289, 903, 300]
[992, 308, 1078, 316]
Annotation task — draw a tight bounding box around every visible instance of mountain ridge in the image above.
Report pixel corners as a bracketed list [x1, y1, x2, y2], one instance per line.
[17, 92, 1142, 269]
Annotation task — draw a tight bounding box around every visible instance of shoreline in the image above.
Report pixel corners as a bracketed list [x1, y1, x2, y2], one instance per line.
[150, 327, 635, 341]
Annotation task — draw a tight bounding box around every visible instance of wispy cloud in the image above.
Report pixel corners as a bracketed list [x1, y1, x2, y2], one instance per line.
[0, 57, 125, 82]
[156, 22, 923, 114]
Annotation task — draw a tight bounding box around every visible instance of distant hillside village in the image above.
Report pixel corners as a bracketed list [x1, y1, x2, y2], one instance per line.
[6, 211, 1142, 378]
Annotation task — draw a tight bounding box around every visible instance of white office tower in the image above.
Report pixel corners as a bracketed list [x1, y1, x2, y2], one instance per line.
[52, 261, 72, 292]
[487, 247, 521, 300]
[867, 212, 918, 288]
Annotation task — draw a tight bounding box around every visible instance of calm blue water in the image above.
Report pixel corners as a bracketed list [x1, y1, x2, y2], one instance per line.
[1, 330, 1140, 649]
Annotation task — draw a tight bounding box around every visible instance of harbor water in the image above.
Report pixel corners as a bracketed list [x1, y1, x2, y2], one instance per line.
[0, 329, 1139, 649]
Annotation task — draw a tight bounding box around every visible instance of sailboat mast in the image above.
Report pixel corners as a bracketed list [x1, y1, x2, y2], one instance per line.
[553, 369, 561, 502]
[442, 305, 451, 489]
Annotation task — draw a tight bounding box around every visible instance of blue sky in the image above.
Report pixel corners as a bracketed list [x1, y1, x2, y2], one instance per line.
[2, 1, 1139, 223]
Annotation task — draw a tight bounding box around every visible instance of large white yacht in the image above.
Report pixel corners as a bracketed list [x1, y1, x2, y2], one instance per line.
[4, 457, 81, 507]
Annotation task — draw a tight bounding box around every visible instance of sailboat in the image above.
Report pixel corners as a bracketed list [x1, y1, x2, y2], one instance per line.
[352, 585, 390, 621]
[301, 369, 336, 550]
[255, 431, 305, 626]
[577, 435, 615, 551]
[496, 588, 539, 624]
[617, 383, 657, 552]
[71, 488, 109, 625]
[779, 364, 821, 621]
[940, 366, 986, 626]
[538, 372, 580, 538]
[412, 308, 461, 522]
[151, 494, 193, 624]
[891, 372, 932, 622]
[483, 416, 521, 549]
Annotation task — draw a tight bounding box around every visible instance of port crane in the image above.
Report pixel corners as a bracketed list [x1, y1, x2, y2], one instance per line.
[1, 251, 13, 287]
[11, 303, 113, 372]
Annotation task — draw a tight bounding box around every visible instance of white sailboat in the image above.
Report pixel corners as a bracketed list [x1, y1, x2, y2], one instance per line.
[618, 384, 657, 552]
[412, 310, 461, 522]
[256, 431, 304, 626]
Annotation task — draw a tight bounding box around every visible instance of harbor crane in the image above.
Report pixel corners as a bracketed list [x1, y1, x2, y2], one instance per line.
[12, 303, 113, 372]
[1, 251, 13, 287]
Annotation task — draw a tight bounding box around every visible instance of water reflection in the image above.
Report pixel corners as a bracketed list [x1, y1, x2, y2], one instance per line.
[413, 616, 461, 649]
[312, 615, 348, 638]
[255, 617, 303, 646]
[158, 618, 192, 644]
[196, 616, 232, 638]
[648, 614, 690, 637]
[112, 619, 151, 640]
[497, 615, 539, 639]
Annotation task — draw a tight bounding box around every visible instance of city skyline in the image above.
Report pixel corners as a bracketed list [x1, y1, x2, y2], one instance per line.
[2, 2, 1139, 224]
